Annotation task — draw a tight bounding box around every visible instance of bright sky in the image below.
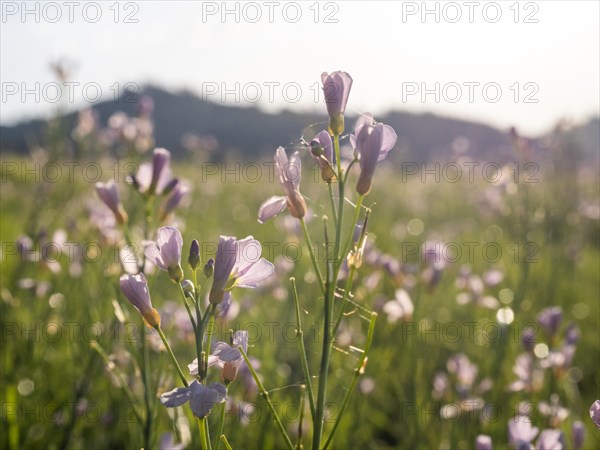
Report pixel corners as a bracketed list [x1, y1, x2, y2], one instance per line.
[1, 1, 599, 134]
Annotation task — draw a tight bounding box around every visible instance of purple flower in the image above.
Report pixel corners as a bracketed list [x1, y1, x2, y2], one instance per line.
[565, 322, 579, 345]
[190, 331, 248, 384]
[382, 289, 414, 323]
[210, 236, 238, 304]
[537, 307, 563, 337]
[135, 148, 174, 195]
[352, 115, 397, 195]
[522, 327, 537, 352]
[535, 429, 564, 450]
[590, 400, 600, 428]
[509, 416, 539, 449]
[572, 420, 585, 450]
[145, 227, 184, 281]
[310, 130, 336, 183]
[188, 239, 200, 270]
[321, 71, 353, 135]
[159, 183, 189, 221]
[119, 273, 160, 327]
[258, 147, 306, 223]
[447, 353, 478, 391]
[95, 180, 128, 224]
[160, 380, 226, 418]
[209, 236, 274, 304]
[476, 434, 493, 450]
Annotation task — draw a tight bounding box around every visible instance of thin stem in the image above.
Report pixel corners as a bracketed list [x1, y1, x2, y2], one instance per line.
[204, 417, 212, 450]
[333, 134, 345, 264]
[343, 157, 359, 184]
[332, 267, 357, 335]
[204, 306, 217, 377]
[220, 435, 233, 450]
[340, 195, 364, 266]
[290, 277, 316, 420]
[299, 218, 325, 292]
[297, 385, 306, 450]
[141, 196, 154, 272]
[323, 312, 378, 450]
[178, 281, 198, 331]
[327, 182, 338, 224]
[313, 257, 334, 450]
[198, 417, 210, 450]
[333, 132, 342, 175]
[155, 326, 189, 387]
[141, 320, 152, 450]
[238, 347, 294, 450]
[215, 399, 227, 450]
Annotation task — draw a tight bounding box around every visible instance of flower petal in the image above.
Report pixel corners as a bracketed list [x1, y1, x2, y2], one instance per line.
[188, 382, 227, 418]
[235, 258, 274, 288]
[145, 243, 167, 271]
[160, 384, 193, 407]
[212, 341, 241, 362]
[258, 196, 288, 224]
[156, 226, 183, 268]
[379, 124, 398, 161]
[233, 330, 248, 354]
[188, 358, 199, 376]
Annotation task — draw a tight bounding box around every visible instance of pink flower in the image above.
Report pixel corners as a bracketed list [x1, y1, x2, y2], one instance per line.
[258, 147, 306, 223]
[351, 114, 397, 196]
[321, 71, 353, 135]
[145, 227, 184, 282]
[95, 180, 128, 224]
[119, 273, 160, 327]
[209, 236, 274, 304]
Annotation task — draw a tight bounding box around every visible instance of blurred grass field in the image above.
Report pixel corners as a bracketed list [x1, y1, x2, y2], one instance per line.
[1, 126, 599, 450]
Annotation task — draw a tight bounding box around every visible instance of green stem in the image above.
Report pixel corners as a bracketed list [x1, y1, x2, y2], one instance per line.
[332, 266, 357, 335]
[141, 320, 152, 450]
[141, 197, 154, 272]
[220, 435, 233, 450]
[204, 417, 212, 450]
[299, 218, 325, 293]
[323, 312, 378, 450]
[198, 417, 210, 450]
[313, 258, 334, 450]
[290, 277, 316, 420]
[204, 306, 217, 376]
[155, 326, 189, 387]
[178, 281, 198, 332]
[333, 134, 345, 265]
[327, 182, 338, 224]
[343, 158, 359, 184]
[238, 347, 294, 450]
[340, 195, 364, 263]
[215, 399, 227, 450]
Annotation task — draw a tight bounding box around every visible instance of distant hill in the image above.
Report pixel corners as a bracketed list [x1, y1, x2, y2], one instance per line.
[1, 86, 597, 165]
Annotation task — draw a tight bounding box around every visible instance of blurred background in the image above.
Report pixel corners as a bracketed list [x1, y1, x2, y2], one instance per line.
[1, 1, 599, 449]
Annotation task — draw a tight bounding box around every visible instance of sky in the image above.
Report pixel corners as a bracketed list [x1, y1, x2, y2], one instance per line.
[1, 0, 599, 135]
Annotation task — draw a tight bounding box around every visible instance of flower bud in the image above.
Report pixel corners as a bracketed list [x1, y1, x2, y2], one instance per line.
[181, 279, 195, 299]
[204, 258, 215, 279]
[168, 264, 184, 283]
[310, 142, 325, 157]
[321, 71, 352, 136]
[162, 178, 179, 196]
[188, 239, 200, 270]
[572, 420, 584, 450]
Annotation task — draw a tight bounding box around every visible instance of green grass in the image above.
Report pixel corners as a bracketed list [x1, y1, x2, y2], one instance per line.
[1, 147, 598, 450]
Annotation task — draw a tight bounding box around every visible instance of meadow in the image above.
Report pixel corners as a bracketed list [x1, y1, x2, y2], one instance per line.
[1, 79, 599, 450]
